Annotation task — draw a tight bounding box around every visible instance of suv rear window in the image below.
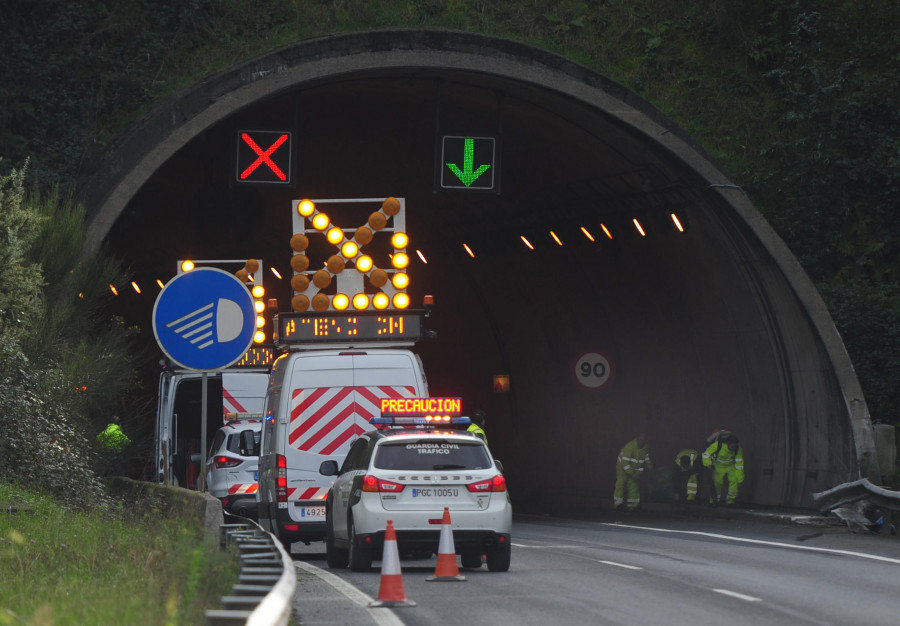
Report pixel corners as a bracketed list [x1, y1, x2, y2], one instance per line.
[224, 430, 260, 456]
[373, 440, 492, 471]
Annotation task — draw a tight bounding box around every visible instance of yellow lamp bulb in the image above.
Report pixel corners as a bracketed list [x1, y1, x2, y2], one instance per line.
[391, 252, 409, 269]
[352, 293, 370, 310]
[391, 273, 409, 289]
[312, 213, 330, 231]
[341, 241, 359, 258]
[393, 292, 410, 309]
[333, 293, 350, 310]
[298, 199, 316, 217]
[356, 255, 374, 272]
[327, 227, 344, 245]
[373, 293, 390, 309]
[391, 232, 409, 249]
[254, 330, 267, 343]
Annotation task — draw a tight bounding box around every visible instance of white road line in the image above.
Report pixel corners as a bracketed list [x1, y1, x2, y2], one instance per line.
[601, 523, 900, 565]
[294, 561, 405, 626]
[511, 543, 576, 548]
[598, 560, 643, 570]
[713, 588, 762, 602]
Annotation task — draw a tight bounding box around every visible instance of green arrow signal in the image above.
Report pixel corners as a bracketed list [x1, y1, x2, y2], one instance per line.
[446, 138, 491, 187]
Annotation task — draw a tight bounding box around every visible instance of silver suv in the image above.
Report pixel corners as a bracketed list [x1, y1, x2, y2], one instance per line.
[319, 425, 512, 572]
[205, 420, 261, 518]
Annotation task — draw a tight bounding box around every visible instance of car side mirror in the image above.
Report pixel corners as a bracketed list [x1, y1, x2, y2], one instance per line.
[494, 460, 504, 472]
[319, 459, 340, 476]
[239, 430, 259, 456]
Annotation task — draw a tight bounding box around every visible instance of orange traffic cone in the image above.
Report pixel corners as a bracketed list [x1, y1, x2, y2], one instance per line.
[427, 507, 467, 582]
[369, 520, 416, 607]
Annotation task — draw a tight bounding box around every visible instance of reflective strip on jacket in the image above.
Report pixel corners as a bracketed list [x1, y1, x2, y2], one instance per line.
[702, 440, 744, 481]
[616, 438, 651, 477]
[675, 448, 699, 470]
[467, 423, 488, 446]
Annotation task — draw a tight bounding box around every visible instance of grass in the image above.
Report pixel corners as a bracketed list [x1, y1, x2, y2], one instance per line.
[0, 482, 240, 626]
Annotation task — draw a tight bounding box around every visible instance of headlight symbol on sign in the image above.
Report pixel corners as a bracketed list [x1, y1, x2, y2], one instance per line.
[165, 298, 246, 349]
[153, 267, 256, 371]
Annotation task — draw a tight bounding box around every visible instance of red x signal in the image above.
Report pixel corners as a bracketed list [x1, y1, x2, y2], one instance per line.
[236, 130, 292, 184]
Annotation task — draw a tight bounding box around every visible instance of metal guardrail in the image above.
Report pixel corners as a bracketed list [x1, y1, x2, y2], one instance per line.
[811, 478, 899, 536]
[206, 516, 296, 625]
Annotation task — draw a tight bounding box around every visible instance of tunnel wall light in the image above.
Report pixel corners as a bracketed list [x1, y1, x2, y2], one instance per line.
[521, 235, 534, 250]
[632, 218, 646, 237]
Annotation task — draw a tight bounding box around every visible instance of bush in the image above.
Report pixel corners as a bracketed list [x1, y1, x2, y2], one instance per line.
[0, 159, 141, 505]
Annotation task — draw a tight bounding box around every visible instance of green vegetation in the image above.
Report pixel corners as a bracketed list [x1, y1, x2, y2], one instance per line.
[0, 161, 144, 505]
[0, 482, 238, 625]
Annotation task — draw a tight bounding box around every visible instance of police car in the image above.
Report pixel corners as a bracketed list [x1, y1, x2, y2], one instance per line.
[318, 410, 512, 572]
[205, 419, 261, 518]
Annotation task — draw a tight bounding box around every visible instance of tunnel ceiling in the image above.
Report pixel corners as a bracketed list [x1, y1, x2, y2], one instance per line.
[104, 66, 712, 318]
[84, 30, 874, 508]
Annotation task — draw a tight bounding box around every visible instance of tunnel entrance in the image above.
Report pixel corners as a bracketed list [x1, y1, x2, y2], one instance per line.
[83, 30, 875, 509]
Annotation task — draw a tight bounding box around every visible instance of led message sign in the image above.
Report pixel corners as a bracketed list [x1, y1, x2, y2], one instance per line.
[274, 311, 424, 345]
[379, 397, 463, 417]
[231, 344, 277, 369]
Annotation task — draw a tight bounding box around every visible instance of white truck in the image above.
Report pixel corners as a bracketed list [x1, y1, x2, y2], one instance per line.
[153, 348, 273, 488]
[256, 310, 430, 549]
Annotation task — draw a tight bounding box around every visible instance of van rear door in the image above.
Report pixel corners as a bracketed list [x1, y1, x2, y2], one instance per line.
[283, 351, 425, 516]
[222, 372, 268, 419]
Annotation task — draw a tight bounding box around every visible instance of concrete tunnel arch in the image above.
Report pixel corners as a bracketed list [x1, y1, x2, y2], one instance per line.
[80, 29, 877, 509]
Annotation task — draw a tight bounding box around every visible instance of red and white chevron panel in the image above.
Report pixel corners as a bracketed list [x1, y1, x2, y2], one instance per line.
[288, 385, 416, 456]
[288, 486, 330, 502]
[228, 483, 258, 495]
[223, 387, 248, 416]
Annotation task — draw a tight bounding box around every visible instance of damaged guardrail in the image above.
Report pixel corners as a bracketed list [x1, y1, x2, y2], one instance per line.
[205, 515, 296, 625]
[811, 478, 899, 536]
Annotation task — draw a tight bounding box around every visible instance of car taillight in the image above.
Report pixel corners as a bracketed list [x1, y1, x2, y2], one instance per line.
[276, 454, 288, 502]
[213, 455, 242, 469]
[466, 475, 507, 493]
[361, 475, 405, 493]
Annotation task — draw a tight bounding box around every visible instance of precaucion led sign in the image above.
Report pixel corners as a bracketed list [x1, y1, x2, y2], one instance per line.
[236, 130, 292, 184]
[440, 136, 496, 191]
[379, 397, 463, 417]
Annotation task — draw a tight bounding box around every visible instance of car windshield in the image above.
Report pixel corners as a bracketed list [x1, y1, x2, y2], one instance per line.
[373, 439, 493, 471]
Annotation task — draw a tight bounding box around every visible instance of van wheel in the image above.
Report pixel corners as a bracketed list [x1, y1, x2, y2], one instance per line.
[325, 515, 348, 568]
[347, 517, 373, 572]
[461, 551, 483, 569]
[486, 541, 511, 572]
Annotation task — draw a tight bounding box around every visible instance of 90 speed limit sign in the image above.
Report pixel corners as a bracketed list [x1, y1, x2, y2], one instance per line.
[572, 350, 615, 391]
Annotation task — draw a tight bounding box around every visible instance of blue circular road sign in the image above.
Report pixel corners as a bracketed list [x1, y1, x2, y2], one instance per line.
[152, 267, 256, 371]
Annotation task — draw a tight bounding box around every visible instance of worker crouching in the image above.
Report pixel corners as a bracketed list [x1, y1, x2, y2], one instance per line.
[702, 434, 744, 507]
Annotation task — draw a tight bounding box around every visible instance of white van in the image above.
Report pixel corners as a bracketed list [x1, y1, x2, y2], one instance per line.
[257, 348, 429, 548]
[155, 367, 269, 488]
